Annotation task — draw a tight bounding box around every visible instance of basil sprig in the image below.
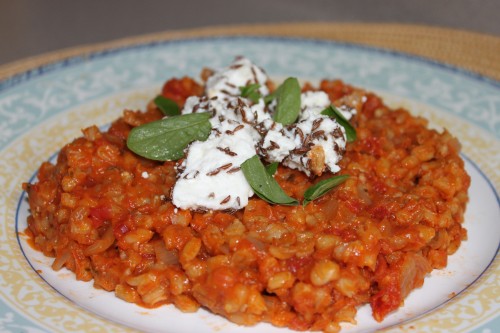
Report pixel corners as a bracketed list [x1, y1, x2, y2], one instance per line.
[241, 156, 298, 206]
[154, 95, 181, 116]
[243, 156, 346, 206]
[264, 88, 278, 105]
[303, 175, 349, 206]
[321, 105, 357, 142]
[265, 162, 279, 176]
[239, 83, 262, 103]
[127, 112, 212, 161]
[270, 77, 301, 125]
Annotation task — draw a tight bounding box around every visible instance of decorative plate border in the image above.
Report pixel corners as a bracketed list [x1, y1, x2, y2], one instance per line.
[0, 36, 498, 333]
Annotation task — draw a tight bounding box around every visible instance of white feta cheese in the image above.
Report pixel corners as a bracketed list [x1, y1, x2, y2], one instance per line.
[172, 58, 352, 210]
[245, 99, 272, 125]
[260, 114, 346, 176]
[141, 171, 150, 179]
[337, 105, 356, 121]
[182, 95, 270, 139]
[298, 91, 331, 121]
[258, 120, 296, 162]
[172, 119, 257, 211]
[205, 57, 269, 100]
[182, 96, 239, 126]
[298, 90, 359, 121]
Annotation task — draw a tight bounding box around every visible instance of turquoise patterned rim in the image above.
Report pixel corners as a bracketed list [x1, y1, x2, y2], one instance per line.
[0, 36, 498, 333]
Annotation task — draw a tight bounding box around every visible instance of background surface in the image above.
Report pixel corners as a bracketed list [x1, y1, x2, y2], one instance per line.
[0, 0, 499, 66]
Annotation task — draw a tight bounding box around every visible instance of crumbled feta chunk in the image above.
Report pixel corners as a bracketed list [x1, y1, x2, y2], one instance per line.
[205, 57, 269, 100]
[299, 91, 331, 121]
[258, 119, 296, 162]
[141, 171, 150, 179]
[182, 95, 270, 137]
[173, 57, 351, 209]
[260, 114, 346, 176]
[337, 105, 356, 120]
[172, 120, 256, 211]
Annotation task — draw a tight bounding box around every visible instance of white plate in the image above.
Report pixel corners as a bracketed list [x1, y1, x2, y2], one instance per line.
[0, 37, 499, 333]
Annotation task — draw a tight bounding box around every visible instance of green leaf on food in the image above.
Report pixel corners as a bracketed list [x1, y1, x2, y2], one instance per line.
[320, 105, 357, 142]
[241, 156, 298, 206]
[239, 83, 262, 103]
[127, 112, 212, 161]
[272, 77, 301, 125]
[265, 162, 279, 176]
[303, 174, 350, 206]
[263, 84, 281, 105]
[263, 79, 292, 104]
[154, 95, 181, 116]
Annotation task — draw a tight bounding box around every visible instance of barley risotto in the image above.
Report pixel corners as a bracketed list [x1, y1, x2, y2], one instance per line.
[23, 58, 470, 332]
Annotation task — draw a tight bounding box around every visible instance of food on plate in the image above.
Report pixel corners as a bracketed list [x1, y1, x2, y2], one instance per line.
[23, 57, 470, 332]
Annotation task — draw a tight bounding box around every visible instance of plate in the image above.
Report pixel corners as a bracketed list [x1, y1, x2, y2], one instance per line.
[0, 37, 499, 333]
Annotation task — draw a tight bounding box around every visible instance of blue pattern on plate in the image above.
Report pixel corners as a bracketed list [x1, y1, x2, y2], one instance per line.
[0, 37, 499, 148]
[0, 36, 498, 333]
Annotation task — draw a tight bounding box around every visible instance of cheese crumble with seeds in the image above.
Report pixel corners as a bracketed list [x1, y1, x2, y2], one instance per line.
[172, 119, 256, 210]
[205, 57, 269, 100]
[172, 57, 347, 210]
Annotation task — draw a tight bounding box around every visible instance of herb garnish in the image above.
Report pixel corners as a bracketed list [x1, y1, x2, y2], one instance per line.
[154, 96, 181, 116]
[271, 77, 301, 125]
[127, 112, 212, 161]
[239, 83, 262, 103]
[241, 156, 298, 206]
[265, 162, 279, 176]
[303, 175, 350, 206]
[263, 87, 279, 105]
[321, 105, 357, 142]
[132, 76, 353, 206]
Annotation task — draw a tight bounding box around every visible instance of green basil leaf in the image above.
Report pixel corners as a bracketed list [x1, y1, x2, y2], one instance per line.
[265, 162, 279, 176]
[303, 174, 349, 206]
[320, 105, 357, 142]
[241, 156, 298, 206]
[272, 77, 301, 125]
[263, 85, 281, 105]
[154, 95, 181, 116]
[127, 112, 212, 161]
[239, 83, 261, 103]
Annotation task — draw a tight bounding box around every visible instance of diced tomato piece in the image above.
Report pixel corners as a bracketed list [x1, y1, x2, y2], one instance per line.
[161, 77, 203, 107]
[89, 206, 112, 228]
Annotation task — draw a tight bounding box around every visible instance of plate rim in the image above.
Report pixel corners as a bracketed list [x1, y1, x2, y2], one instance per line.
[1, 35, 499, 333]
[1, 35, 500, 93]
